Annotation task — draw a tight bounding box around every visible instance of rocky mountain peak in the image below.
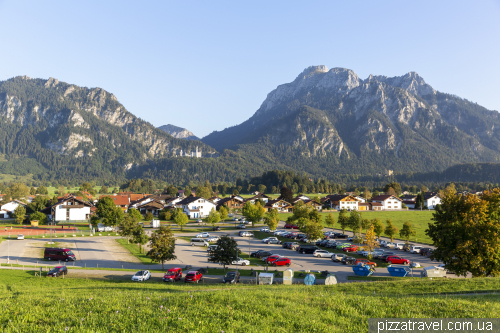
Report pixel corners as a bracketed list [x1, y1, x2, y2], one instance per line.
[366, 71, 435, 96]
[158, 124, 199, 141]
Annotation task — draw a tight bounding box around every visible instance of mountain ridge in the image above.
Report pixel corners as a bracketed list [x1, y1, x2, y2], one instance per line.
[158, 124, 199, 140]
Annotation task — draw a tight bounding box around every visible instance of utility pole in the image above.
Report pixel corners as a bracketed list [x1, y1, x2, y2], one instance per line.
[7, 240, 9, 264]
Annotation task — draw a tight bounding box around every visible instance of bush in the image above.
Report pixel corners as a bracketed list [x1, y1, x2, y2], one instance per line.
[159, 211, 172, 221]
[29, 212, 48, 225]
[145, 212, 154, 221]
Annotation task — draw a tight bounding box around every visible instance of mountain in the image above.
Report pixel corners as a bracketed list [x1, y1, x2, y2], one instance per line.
[158, 124, 199, 140]
[202, 66, 500, 175]
[0, 76, 216, 182]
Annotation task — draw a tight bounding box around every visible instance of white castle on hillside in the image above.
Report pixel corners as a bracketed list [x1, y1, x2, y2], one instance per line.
[177, 146, 202, 158]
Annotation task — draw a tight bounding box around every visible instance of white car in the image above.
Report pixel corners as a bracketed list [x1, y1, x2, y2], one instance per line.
[196, 232, 210, 238]
[17, 234, 24, 240]
[260, 227, 270, 232]
[410, 246, 422, 254]
[231, 258, 250, 266]
[131, 270, 151, 282]
[394, 243, 404, 250]
[97, 224, 114, 232]
[313, 250, 334, 258]
[206, 236, 220, 242]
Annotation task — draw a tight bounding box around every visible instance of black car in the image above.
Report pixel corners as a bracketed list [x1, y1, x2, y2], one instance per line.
[250, 250, 273, 258]
[223, 271, 240, 284]
[333, 233, 348, 239]
[420, 248, 433, 256]
[287, 242, 299, 249]
[212, 226, 221, 231]
[341, 256, 356, 265]
[297, 245, 319, 254]
[47, 266, 68, 277]
[282, 242, 291, 248]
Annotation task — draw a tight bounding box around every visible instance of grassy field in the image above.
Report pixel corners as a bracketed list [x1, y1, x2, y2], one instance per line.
[0, 270, 499, 332]
[115, 239, 152, 265]
[279, 210, 435, 244]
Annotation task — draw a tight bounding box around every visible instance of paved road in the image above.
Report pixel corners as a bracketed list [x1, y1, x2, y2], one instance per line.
[0, 220, 461, 282]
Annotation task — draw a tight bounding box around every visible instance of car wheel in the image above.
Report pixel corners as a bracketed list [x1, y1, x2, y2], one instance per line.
[196, 280, 199, 283]
[301, 251, 305, 254]
[48, 257, 52, 261]
[388, 261, 392, 265]
[242, 263, 246, 266]
[191, 244, 194, 246]
[65, 259, 68, 262]
[286, 263, 290, 267]
[272, 263, 276, 267]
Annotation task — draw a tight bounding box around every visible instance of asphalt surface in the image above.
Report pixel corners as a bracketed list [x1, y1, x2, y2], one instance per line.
[0, 220, 462, 282]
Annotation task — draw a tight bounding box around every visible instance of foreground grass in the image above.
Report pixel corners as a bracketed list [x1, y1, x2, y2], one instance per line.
[0, 270, 499, 332]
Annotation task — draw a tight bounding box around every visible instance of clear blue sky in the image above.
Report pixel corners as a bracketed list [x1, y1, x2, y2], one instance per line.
[1, 1, 499, 137]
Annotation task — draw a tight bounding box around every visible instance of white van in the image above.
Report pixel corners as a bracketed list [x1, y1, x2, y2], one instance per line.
[394, 243, 404, 250]
[190, 238, 209, 247]
[410, 246, 422, 254]
[97, 223, 113, 232]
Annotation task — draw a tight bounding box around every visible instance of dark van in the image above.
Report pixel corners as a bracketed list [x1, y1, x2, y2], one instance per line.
[44, 248, 76, 262]
[297, 245, 319, 254]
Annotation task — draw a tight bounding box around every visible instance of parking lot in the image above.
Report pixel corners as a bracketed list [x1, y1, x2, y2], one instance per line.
[0, 220, 463, 282]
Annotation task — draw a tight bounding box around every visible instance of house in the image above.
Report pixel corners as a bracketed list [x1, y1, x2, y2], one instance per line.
[176, 196, 217, 219]
[403, 200, 416, 209]
[264, 199, 293, 212]
[400, 195, 416, 201]
[164, 197, 184, 208]
[358, 202, 370, 211]
[129, 193, 146, 202]
[217, 195, 246, 210]
[370, 202, 384, 211]
[321, 195, 359, 211]
[354, 196, 366, 203]
[100, 195, 130, 211]
[209, 196, 222, 204]
[0, 200, 27, 218]
[291, 195, 311, 204]
[151, 194, 172, 204]
[301, 199, 323, 211]
[424, 194, 441, 209]
[41, 195, 94, 222]
[371, 195, 402, 210]
[246, 193, 271, 204]
[135, 199, 165, 216]
[251, 191, 262, 196]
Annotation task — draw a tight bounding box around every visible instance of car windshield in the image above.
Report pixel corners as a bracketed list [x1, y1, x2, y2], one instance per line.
[66, 251, 74, 255]
[225, 272, 236, 277]
[186, 274, 195, 277]
[135, 271, 144, 276]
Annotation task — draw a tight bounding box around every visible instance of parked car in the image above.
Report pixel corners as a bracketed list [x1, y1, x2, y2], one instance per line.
[420, 248, 433, 256]
[333, 233, 348, 239]
[385, 256, 410, 265]
[223, 271, 240, 283]
[287, 242, 299, 249]
[313, 250, 334, 258]
[378, 253, 396, 261]
[282, 242, 292, 248]
[403, 243, 414, 252]
[132, 270, 151, 282]
[384, 242, 396, 249]
[44, 248, 76, 262]
[343, 245, 358, 252]
[47, 266, 68, 277]
[297, 245, 319, 254]
[184, 271, 203, 283]
[325, 240, 338, 248]
[354, 259, 377, 268]
[196, 232, 210, 238]
[250, 250, 273, 258]
[394, 243, 405, 250]
[263, 237, 281, 244]
[97, 223, 113, 232]
[206, 236, 220, 242]
[284, 223, 299, 229]
[272, 257, 291, 267]
[232, 258, 251, 266]
[341, 256, 356, 265]
[190, 238, 209, 247]
[410, 246, 423, 254]
[336, 243, 351, 250]
[163, 268, 182, 282]
[232, 218, 239, 221]
[236, 224, 246, 229]
[239, 231, 253, 237]
[207, 245, 218, 252]
[379, 240, 388, 247]
[260, 227, 270, 232]
[212, 226, 221, 231]
[265, 254, 282, 263]
[332, 253, 347, 262]
[17, 234, 24, 240]
[365, 250, 384, 258]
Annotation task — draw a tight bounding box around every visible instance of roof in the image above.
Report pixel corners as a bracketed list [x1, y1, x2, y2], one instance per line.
[101, 195, 130, 206]
[320, 194, 348, 202]
[371, 195, 402, 202]
[371, 202, 383, 206]
[358, 203, 370, 206]
[176, 196, 213, 206]
[129, 194, 145, 202]
[137, 201, 164, 210]
[401, 195, 416, 201]
[265, 199, 291, 207]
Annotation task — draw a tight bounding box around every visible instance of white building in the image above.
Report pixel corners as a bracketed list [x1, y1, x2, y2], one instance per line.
[42, 195, 94, 222]
[0, 200, 27, 218]
[424, 194, 441, 209]
[371, 195, 402, 210]
[177, 196, 217, 219]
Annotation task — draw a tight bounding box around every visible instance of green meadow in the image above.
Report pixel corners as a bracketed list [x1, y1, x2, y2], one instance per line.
[0, 270, 499, 332]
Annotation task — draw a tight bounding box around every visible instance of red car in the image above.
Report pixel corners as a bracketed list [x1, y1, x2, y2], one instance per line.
[163, 267, 182, 282]
[272, 258, 291, 267]
[354, 259, 377, 268]
[385, 256, 410, 265]
[343, 245, 358, 252]
[284, 224, 299, 229]
[184, 271, 203, 283]
[265, 254, 282, 264]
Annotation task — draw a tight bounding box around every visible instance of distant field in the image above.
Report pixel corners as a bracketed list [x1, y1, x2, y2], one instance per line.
[0, 270, 499, 332]
[279, 210, 435, 244]
[0, 173, 34, 183]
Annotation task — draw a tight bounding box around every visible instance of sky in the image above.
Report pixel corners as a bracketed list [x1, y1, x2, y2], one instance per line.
[0, 1, 499, 137]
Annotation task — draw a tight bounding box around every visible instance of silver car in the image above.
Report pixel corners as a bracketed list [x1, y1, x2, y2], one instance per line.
[313, 250, 334, 258]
